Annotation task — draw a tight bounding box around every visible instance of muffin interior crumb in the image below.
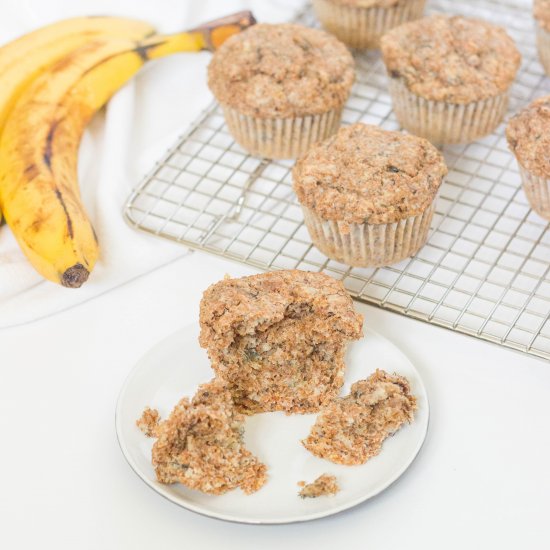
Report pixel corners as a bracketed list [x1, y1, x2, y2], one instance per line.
[298, 474, 340, 498]
[302, 369, 417, 465]
[138, 379, 267, 495]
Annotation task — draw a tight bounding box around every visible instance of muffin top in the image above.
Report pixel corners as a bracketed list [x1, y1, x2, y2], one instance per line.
[380, 15, 521, 103]
[199, 270, 363, 351]
[207, 23, 355, 118]
[506, 95, 550, 178]
[534, 0, 550, 32]
[327, 0, 406, 6]
[292, 123, 447, 225]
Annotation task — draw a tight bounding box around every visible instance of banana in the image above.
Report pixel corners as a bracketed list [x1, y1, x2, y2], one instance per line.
[0, 17, 156, 224]
[0, 12, 255, 287]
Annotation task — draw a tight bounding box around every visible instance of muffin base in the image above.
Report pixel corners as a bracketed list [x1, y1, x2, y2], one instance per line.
[221, 105, 343, 160]
[301, 203, 436, 268]
[518, 164, 550, 221]
[387, 78, 509, 145]
[312, 0, 426, 49]
[536, 24, 550, 75]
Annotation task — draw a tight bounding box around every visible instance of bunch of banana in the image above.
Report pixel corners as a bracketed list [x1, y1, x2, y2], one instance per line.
[0, 11, 255, 287]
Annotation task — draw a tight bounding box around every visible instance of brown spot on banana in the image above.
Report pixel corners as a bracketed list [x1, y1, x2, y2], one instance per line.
[54, 188, 74, 239]
[43, 119, 62, 170]
[24, 164, 39, 180]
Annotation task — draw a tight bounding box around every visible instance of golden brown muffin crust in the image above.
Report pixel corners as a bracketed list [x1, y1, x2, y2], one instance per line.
[207, 23, 355, 119]
[506, 95, 550, 178]
[535, 0, 550, 32]
[380, 15, 521, 103]
[292, 123, 447, 225]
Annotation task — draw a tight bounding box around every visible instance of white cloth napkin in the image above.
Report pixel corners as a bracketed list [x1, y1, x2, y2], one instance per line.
[0, 0, 306, 328]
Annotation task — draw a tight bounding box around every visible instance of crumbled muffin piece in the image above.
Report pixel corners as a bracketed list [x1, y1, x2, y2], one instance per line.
[136, 407, 160, 437]
[506, 95, 550, 178]
[380, 15, 521, 103]
[292, 123, 447, 227]
[298, 474, 340, 498]
[142, 380, 267, 495]
[199, 270, 363, 415]
[303, 370, 417, 465]
[535, 0, 550, 32]
[207, 24, 355, 118]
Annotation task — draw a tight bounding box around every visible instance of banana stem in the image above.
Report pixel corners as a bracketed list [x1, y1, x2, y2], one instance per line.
[137, 10, 256, 58]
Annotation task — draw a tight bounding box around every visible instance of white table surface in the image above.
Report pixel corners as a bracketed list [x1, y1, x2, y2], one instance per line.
[1, 0, 549, 548]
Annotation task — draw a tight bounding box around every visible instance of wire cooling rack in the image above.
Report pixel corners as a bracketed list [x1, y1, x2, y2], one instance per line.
[125, 0, 550, 361]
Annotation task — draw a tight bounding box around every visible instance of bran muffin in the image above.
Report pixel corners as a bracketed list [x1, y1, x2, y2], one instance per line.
[302, 369, 417, 465]
[292, 123, 447, 267]
[298, 474, 340, 498]
[207, 23, 355, 159]
[199, 270, 363, 415]
[137, 379, 267, 495]
[535, 0, 550, 75]
[312, 0, 426, 50]
[506, 95, 550, 220]
[380, 15, 521, 144]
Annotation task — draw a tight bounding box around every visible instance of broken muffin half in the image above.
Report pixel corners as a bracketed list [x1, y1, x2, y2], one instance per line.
[137, 379, 267, 495]
[199, 270, 363, 414]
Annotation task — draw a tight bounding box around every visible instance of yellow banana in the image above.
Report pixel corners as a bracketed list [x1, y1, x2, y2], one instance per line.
[0, 12, 255, 287]
[0, 16, 156, 224]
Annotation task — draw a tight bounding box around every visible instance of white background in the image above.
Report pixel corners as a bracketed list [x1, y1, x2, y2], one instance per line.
[0, 1, 549, 549]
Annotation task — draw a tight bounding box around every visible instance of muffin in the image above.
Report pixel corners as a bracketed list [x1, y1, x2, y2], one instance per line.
[199, 270, 363, 414]
[312, 0, 426, 49]
[292, 123, 447, 267]
[506, 95, 550, 220]
[207, 24, 355, 159]
[381, 15, 521, 144]
[535, 0, 550, 74]
[138, 379, 267, 495]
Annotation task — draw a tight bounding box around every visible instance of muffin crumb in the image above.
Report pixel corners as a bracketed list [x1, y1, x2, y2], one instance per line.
[136, 407, 160, 437]
[303, 369, 417, 465]
[298, 474, 340, 498]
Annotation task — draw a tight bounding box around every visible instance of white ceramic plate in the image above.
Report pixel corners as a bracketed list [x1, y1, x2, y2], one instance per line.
[116, 322, 429, 524]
